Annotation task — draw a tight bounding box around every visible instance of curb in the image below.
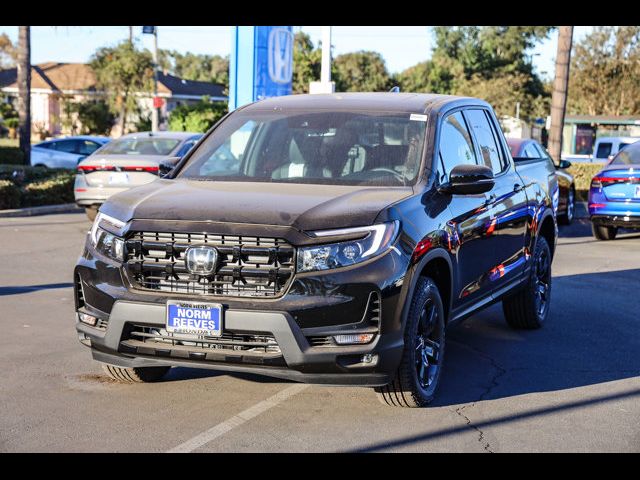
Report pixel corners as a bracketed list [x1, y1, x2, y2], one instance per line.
[0, 203, 82, 218]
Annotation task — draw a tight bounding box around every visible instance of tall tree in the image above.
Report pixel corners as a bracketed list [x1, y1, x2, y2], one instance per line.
[292, 32, 322, 94]
[0, 33, 16, 68]
[400, 26, 553, 119]
[90, 41, 154, 135]
[333, 51, 392, 92]
[568, 26, 640, 116]
[17, 26, 30, 165]
[548, 26, 573, 163]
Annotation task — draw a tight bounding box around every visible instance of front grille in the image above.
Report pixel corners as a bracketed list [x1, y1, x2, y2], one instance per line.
[125, 231, 295, 298]
[120, 325, 285, 366]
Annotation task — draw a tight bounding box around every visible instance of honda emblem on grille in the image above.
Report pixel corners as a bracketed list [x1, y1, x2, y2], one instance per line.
[185, 246, 218, 275]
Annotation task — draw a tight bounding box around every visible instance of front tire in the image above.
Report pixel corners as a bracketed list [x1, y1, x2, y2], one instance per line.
[592, 223, 617, 240]
[375, 277, 446, 407]
[101, 364, 170, 383]
[503, 236, 552, 329]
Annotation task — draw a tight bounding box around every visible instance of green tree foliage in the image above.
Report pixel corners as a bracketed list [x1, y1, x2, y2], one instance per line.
[90, 42, 154, 134]
[396, 26, 553, 119]
[292, 32, 322, 94]
[158, 50, 229, 91]
[568, 26, 640, 116]
[64, 100, 115, 136]
[333, 51, 392, 92]
[0, 33, 16, 68]
[168, 97, 227, 133]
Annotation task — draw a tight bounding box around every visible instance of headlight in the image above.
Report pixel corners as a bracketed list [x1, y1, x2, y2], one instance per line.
[89, 212, 126, 262]
[297, 221, 399, 273]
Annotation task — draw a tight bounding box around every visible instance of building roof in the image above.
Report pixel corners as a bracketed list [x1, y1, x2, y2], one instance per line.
[0, 62, 226, 99]
[156, 71, 225, 98]
[565, 115, 640, 126]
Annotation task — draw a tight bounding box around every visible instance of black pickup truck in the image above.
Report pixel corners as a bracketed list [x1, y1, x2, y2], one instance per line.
[74, 93, 558, 407]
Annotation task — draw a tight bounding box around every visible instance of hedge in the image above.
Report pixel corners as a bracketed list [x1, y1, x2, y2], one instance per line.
[566, 162, 606, 201]
[0, 145, 24, 165]
[0, 165, 75, 209]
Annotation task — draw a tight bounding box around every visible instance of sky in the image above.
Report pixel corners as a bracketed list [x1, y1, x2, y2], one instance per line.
[0, 26, 594, 81]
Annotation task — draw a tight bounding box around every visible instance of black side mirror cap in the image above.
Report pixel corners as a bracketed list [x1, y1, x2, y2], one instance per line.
[159, 156, 181, 177]
[558, 159, 572, 169]
[438, 164, 495, 195]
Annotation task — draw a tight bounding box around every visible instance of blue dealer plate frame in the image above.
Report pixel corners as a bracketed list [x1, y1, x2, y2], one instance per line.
[166, 300, 223, 337]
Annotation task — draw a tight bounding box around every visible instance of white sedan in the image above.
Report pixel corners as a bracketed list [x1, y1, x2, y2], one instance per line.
[31, 136, 111, 169]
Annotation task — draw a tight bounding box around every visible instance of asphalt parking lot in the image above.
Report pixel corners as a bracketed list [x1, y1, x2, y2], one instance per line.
[0, 212, 639, 452]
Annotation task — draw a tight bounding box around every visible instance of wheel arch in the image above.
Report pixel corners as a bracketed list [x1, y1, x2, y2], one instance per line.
[538, 210, 557, 259]
[402, 248, 453, 328]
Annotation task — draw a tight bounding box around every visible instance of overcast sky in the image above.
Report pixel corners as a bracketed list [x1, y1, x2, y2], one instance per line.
[0, 26, 594, 81]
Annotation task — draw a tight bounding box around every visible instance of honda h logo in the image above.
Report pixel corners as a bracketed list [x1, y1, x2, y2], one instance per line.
[185, 246, 218, 276]
[268, 28, 293, 84]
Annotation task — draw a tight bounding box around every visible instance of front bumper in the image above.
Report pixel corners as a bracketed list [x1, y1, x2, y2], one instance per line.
[76, 301, 403, 386]
[74, 235, 411, 386]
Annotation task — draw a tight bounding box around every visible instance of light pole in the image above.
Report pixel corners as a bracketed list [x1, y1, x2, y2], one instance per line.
[143, 26, 160, 132]
[309, 26, 335, 94]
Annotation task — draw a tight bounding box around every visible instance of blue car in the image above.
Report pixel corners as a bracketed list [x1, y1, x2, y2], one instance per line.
[589, 141, 640, 240]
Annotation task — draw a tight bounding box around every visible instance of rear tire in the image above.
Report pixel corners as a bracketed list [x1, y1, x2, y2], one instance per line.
[375, 277, 446, 407]
[592, 223, 617, 240]
[85, 206, 98, 222]
[503, 236, 552, 330]
[101, 364, 170, 383]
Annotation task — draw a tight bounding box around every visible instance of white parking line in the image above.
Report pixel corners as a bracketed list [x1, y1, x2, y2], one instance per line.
[166, 384, 309, 453]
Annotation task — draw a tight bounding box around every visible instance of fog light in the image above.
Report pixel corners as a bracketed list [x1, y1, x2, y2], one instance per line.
[361, 354, 375, 364]
[333, 333, 375, 345]
[78, 312, 97, 326]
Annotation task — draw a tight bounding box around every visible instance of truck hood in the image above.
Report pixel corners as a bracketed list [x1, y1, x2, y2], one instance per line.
[100, 179, 414, 231]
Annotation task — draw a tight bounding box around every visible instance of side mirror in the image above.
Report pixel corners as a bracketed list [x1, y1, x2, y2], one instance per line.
[438, 164, 495, 195]
[159, 156, 181, 177]
[558, 159, 572, 169]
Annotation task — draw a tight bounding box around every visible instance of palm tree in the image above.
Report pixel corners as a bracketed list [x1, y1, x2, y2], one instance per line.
[548, 26, 574, 164]
[17, 26, 31, 165]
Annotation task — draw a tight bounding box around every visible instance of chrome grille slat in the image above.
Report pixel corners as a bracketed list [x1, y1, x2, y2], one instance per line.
[125, 231, 295, 298]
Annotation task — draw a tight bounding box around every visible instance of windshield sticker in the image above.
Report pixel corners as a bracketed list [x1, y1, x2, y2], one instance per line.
[410, 114, 428, 122]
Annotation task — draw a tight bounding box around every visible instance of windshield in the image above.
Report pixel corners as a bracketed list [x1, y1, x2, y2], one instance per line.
[99, 137, 180, 156]
[611, 142, 640, 165]
[177, 110, 427, 186]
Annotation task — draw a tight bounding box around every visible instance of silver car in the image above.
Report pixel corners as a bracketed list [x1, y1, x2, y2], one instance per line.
[31, 135, 111, 169]
[74, 131, 202, 220]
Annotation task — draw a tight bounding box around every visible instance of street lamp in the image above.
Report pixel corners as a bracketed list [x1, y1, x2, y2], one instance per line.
[142, 26, 160, 132]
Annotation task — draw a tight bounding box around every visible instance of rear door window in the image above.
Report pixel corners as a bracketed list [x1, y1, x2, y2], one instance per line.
[595, 142, 612, 159]
[438, 111, 478, 182]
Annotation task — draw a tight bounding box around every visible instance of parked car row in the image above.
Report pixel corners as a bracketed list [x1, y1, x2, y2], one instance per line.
[507, 137, 576, 225]
[72, 132, 202, 220]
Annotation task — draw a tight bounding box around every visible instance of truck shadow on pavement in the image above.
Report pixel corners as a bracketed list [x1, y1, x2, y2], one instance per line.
[431, 267, 640, 407]
[0, 282, 74, 296]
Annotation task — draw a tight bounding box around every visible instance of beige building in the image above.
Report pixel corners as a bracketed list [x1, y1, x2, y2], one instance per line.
[0, 62, 226, 138]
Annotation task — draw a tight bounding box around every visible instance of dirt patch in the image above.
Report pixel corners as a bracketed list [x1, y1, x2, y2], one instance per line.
[64, 373, 124, 391]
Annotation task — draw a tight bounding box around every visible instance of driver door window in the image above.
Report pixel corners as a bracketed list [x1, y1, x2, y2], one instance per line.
[438, 111, 478, 182]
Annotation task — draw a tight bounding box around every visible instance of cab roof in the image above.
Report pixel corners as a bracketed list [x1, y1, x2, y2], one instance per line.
[245, 92, 489, 115]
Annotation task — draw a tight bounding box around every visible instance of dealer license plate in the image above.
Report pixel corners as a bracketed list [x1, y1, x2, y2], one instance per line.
[166, 301, 223, 337]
